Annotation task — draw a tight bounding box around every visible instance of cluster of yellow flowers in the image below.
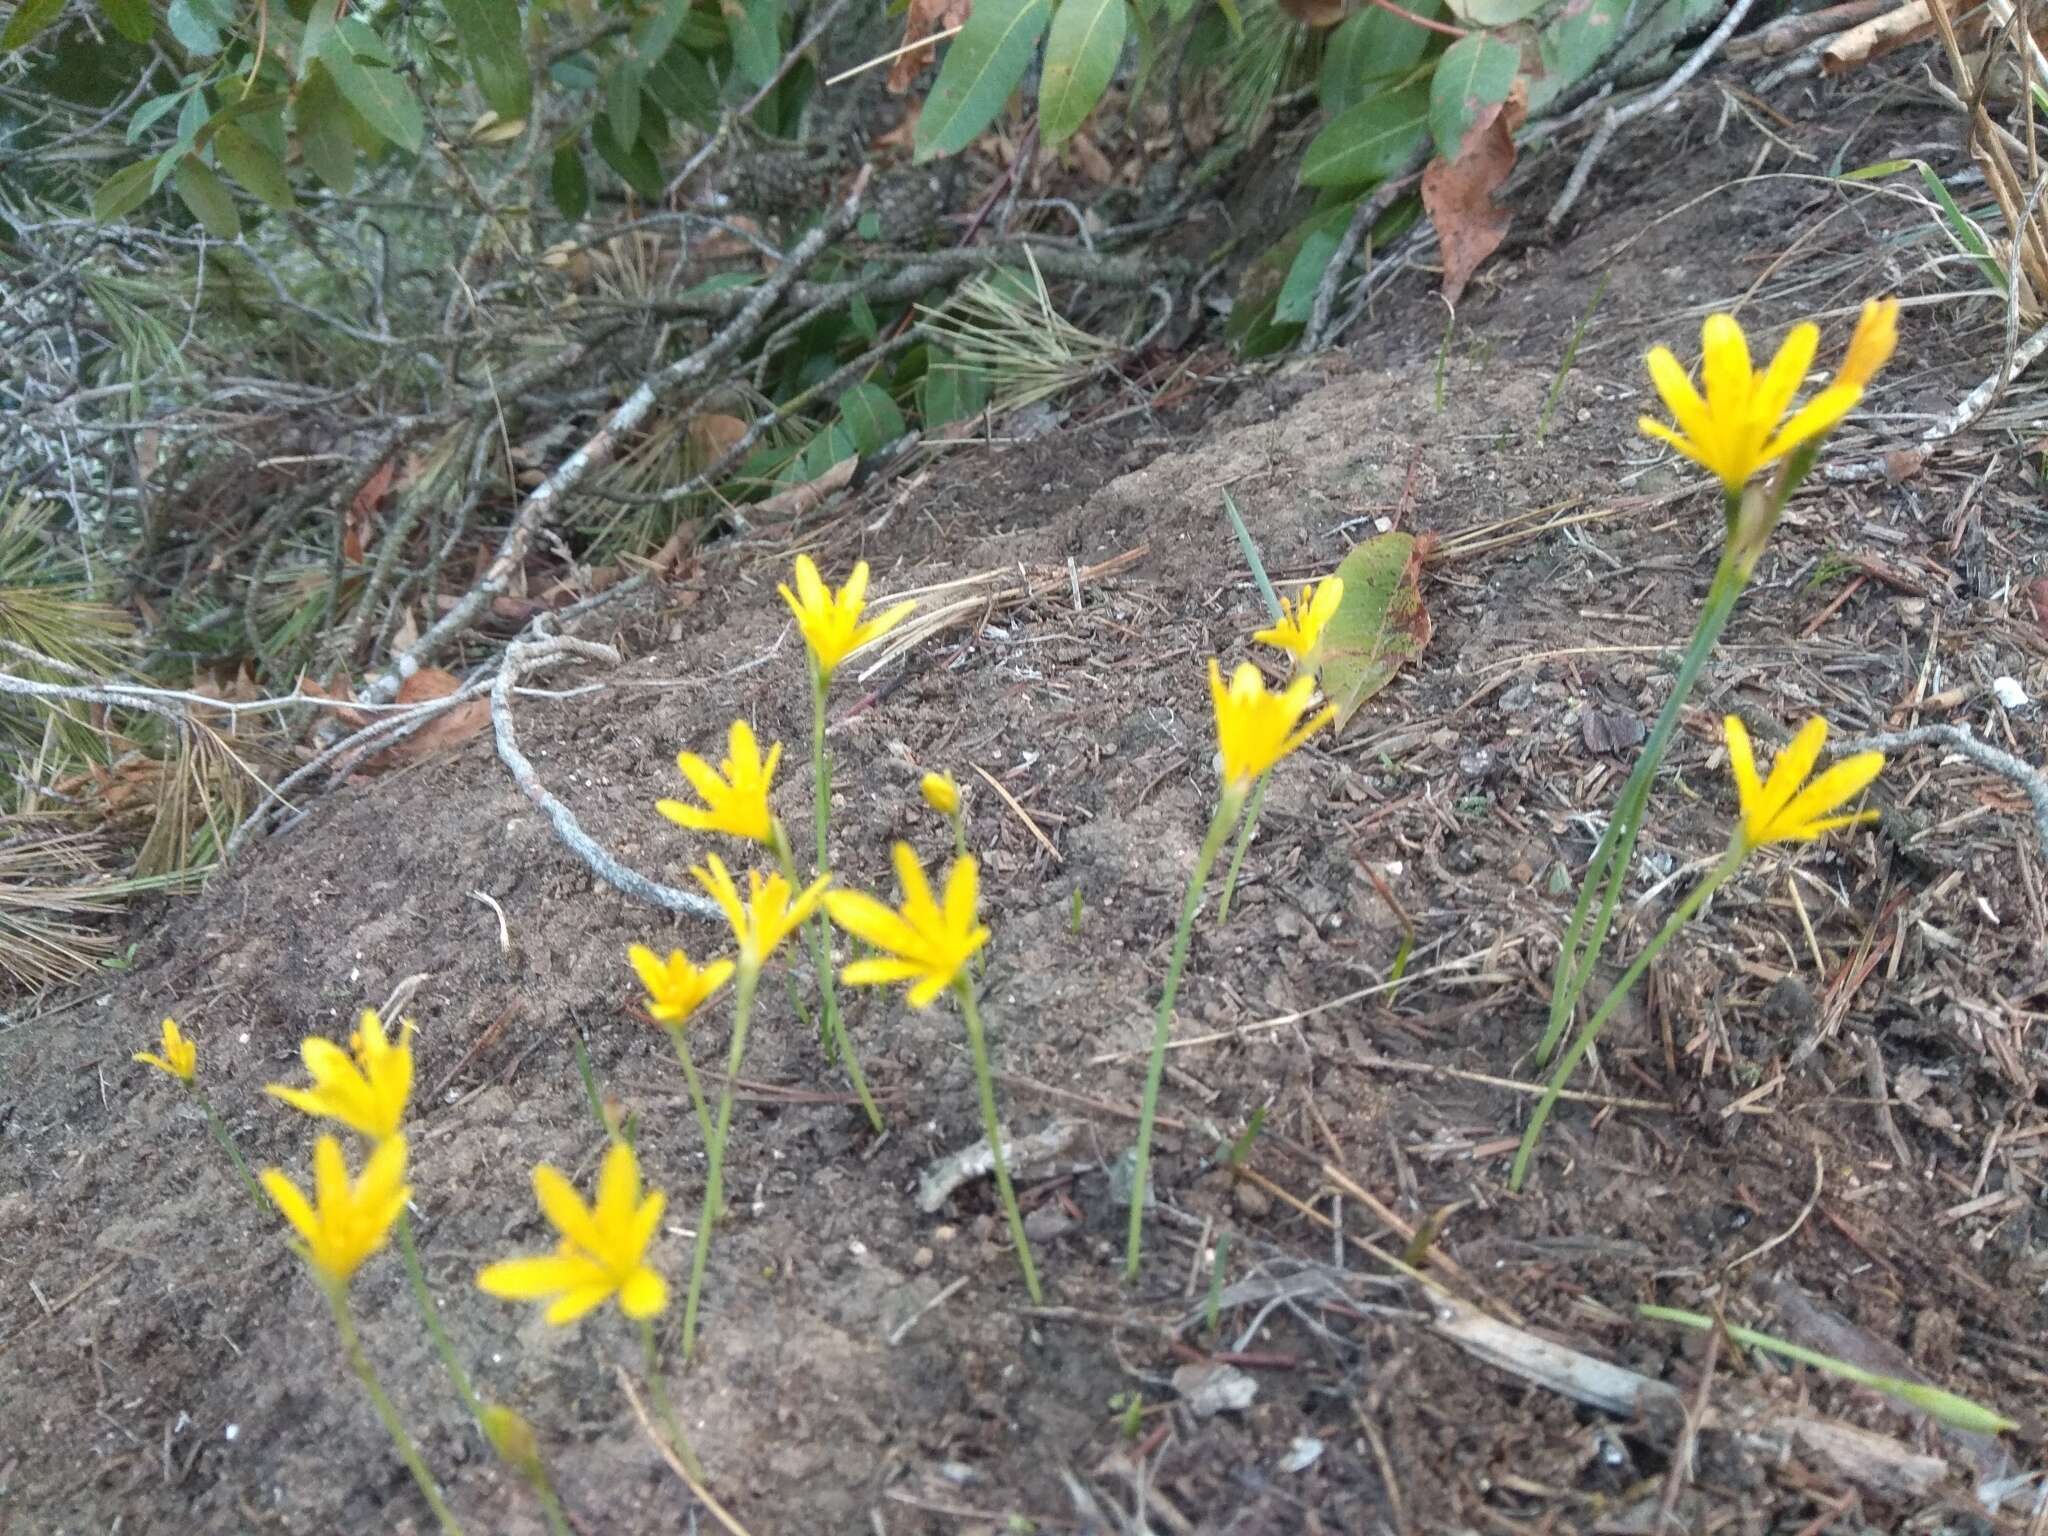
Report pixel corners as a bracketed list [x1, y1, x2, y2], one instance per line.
[126, 298, 1907, 1521]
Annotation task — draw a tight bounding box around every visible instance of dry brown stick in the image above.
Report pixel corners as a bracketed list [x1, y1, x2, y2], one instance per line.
[1728, 0, 1890, 57]
[614, 1366, 753, 1536]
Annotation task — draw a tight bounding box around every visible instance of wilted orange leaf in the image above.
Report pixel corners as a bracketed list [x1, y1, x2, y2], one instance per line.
[1421, 103, 1515, 308]
[368, 667, 488, 767]
[889, 0, 973, 93]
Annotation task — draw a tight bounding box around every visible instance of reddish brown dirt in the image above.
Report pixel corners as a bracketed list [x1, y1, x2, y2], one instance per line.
[7, 76, 2048, 1535]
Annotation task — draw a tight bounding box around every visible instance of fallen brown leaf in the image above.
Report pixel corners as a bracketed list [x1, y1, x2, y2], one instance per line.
[366, 667, 489, 768]
[1277, 0, 1346, 24]
[752, 455, 857, 520]
[345, 458, 397, 565]
[889, 0, 973, 93]
[1421, 102, 1516, 308]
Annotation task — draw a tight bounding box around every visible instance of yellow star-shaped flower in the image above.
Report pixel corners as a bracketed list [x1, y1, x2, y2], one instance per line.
[1253, 576, 1344, 668]
[657, 719, 782, 845]
[627, 943, 734, 1026]
[692, 854, 829, 973]
[266, 1009, 414, 1143]
[261, 1133, 411, 1289]
[1724, 715, 1885, 852]
[1208, 659, 1335, 794]
[825, 843, 990, 1009]
[476, 1142, 668, 1325]
[1638, 313, 1862, 492]
[778, 555, 915, 680]
[135, 1017, 197, 1082]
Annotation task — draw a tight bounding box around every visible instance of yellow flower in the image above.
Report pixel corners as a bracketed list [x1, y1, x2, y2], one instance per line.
[627, 943, 734, 1026]
[1833, 296, 1898, 390]
[266, 1008, 414, 1143]
[1253, 577, 1345, 666]
[476, 1142, 668, 1325]
[656, 718, 782, 844]
[135, 1017, 197, 1082]
[1638, 313, 1862, 492]
[261, 1133, 411, 1289]
[1208, 659, 1335, 794]
[778, 554, 916, 680]
[920, 771, 960, 817]
[692, 853, 829, 972]
[1724, 715, 1885, 852]
[825, 843, 990, 1009]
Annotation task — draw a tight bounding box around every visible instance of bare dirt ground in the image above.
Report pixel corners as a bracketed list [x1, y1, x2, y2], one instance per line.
[7, 71, 2048, 1535]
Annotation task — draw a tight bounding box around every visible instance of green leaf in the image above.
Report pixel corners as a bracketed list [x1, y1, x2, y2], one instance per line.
[796, 422, 856, 482]
[0, 0, 67, 49]
[644, 40, 718, 129]
[165, 0, 223, 51]
[630, 0, 687, 64]
[837, 382, 907, 457]
[1039, 0, 1124, 148]
[607, 61, 643, 149]
[1318, 531, 1431, 728]
[914, 0, 1051, 163]
[295, 68, 357, 192]
[96, 0, 154, 43]
[1427, 32, 1516, 159]
[1318, 0, 1438, 115]
[212, 123, 294, 211]
[317, 24, 423, 152]
[173, 156, 240, 239]
[445, 0, 531, 119]
[551, 51, 599, 90]
[725, 0, 781, 87]
[1274, 225, 1341, 326]
[1536, 0, 1622, 94]
[1446, 0, 1543, 23]
[93, 157, 162, 222]
[127, 90, 191, 142]
[300, 0, 341, 74]
[591, 114, 662, 198]
[549, 140, 590, 219]
[1300, 80, 1428, 189]
[921, 351, 990, 429]
[173, 86, 208, 157]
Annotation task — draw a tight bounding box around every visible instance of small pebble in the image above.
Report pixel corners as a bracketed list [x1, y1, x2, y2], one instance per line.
[932, 1224, 957, 1246]
[1233, 1181, 1272, 1218]
[912, 1246, 934, 1271]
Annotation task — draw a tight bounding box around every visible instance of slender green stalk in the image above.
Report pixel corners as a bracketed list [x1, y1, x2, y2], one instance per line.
[947, 807, 969, 864]
[1540, 547, 1747, 1064]
[194, 1089, 266, 1211]
[569, 1032, 617, 1142]
[529, 1474, 572, 1536]
[1514, 845, 1744, 1190]
[1214, 779, 1266, 926]
[951, 977, 1043, 1303]
[326, 1284, 465, 1536]
[663, 1024, 716, 1152]
[1126, 791, 1245, 1280]
[482, 1405, 572, 1536]
[397, 1210, 484, 1430]
[775, 819, 884, 1133]
[684, 965, 757, 1358]
[639, 1316, 706, 1482]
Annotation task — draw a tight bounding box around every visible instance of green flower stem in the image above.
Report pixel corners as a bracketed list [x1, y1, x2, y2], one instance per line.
[326, 1283, 465, 1536]
[775, 820, 884, 1134]
[1126, 789, 1245, 1281]
[193, 1089, 266, 1212]
[1214, 778, 1267, 926]
[663, 1024, 716, 1153]
[950, 977, 1044, 1304]
[638, 1316, 706, 1483]
[569, 1032, 616, 1142]
[948, 807, 969, 864]
[1514, 844, 1744, 1191]
[684, 965, 757, 1359]
[396, 1209, 483, 1431]
[528, 1473, 572, 1536]
[811, 664, 832, 875]
[1541, 542, 1747, 1065]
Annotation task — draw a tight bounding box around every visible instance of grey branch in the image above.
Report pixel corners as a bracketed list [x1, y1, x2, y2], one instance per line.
[1839, 722, 2048, 852]
[491, 634, 718, 919]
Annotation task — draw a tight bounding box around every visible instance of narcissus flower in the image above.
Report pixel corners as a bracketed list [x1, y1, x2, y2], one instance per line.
[261, 1134, 411, 1289]
[778, 555, 915, 679]
[920, 771, 960, 817]
[135, 1017, 197, 1082]
[267, 1009, 414, 1143]
[1833, 296, 1899, 390]
[657, 718, 782, 844]
[826, 843, 990, 1008]
[476, 1142, 668, 1325]
[1724, 715, 1885, 852]
[1208, 659, 1335, 794]
[1638, 314, 1862, 492]
[627, 944, 733, 1026]
[1253, 577, 1345, 667]
[693, 853, 829, 972]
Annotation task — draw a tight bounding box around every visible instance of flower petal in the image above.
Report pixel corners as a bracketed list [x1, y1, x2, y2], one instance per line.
[1699, 314, 1753, 426]
[824, 890, 925, 958]
[594, 1142, 640, 1232]
[1774, 749, 1884, 837]
[1722, 716, 1763, 825]
[619, 1266, 669, 1318]
[1759, 382, 1860, 463]
[1752, 321, 1818, 431]
[476, 1252, 603, 1300]
[942, 855, 979, 937]
[1758, 717, 1828, 828]
[543, 1283, 617, 1326]
[840, 956, 930, 989]
[532, 1163, 607, 1255]
[261, 1169, 318, 1247]
[1643, 348, 1714, 449]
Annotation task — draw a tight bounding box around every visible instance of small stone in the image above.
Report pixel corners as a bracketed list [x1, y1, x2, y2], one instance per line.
[1233, 1180, 1272, 1218]
[1763, 976, 1814, 1023]
[1024, 1206, 1074, 1241]
[1172, 1361, 1258, 1416]
[912, 1246, 934, 1270]
[932, 1224, 958, 1246]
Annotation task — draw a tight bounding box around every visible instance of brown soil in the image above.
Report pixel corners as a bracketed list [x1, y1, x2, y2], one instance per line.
[9, 77, 2048, 1535]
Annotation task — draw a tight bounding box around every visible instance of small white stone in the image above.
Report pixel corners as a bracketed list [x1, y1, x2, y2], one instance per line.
[225, 1424, 240, 1442]
[1992, 675, 2029, 710]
